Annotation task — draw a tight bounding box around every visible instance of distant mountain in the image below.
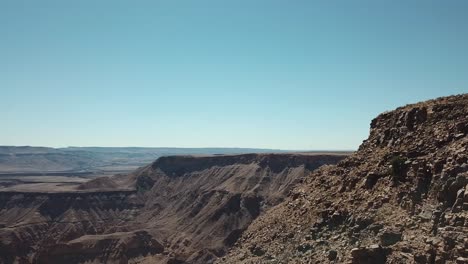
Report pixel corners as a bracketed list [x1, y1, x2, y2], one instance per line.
[0, 146, 296, 173]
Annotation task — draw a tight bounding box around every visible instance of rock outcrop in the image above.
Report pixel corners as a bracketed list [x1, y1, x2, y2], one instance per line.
[221, 94, 468, 263]
[35, 231, 164, 264]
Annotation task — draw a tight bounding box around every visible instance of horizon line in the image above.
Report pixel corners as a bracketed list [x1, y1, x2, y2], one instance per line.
[0, 145, 356, 152]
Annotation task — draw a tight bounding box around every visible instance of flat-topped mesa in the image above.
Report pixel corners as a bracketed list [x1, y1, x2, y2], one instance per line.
[149, 153, 348, 177]
[131, 153, 348, 195]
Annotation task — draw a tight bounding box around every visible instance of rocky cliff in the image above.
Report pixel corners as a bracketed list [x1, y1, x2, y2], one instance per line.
[0, 153, 346, 264]
[220, 94, 468, 263]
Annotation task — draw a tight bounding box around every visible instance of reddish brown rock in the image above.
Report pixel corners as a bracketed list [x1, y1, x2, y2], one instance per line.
[221, 94, 468, 264]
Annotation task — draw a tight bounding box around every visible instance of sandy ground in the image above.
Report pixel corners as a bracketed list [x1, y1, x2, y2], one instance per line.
[0, 175, 94, 192]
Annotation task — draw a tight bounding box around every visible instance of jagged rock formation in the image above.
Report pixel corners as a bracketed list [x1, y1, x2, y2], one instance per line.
[126, 154, 345, 263]
[0, 190, 140, 264]
[220, 94, 468, 263]
[0, 153, 345, 264]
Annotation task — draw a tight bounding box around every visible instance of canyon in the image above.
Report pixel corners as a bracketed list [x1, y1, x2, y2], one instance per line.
[0, 153, 346, 263]
[1, 94, 467, 264]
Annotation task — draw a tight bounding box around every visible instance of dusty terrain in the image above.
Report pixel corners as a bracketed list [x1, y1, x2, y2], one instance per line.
[0, 153, 345, 264]
[2, 94, 466, 264]
[220, 94, 468, 263]
[0, 147, 314, 194]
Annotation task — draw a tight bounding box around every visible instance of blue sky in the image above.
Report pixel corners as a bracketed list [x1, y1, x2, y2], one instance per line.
[1, 0, 467, 150]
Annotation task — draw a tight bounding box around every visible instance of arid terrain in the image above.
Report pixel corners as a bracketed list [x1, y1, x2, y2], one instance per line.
[0, 94, 467, 264]
[0, 152, 346, 264]
[0, 147, 305, 193]
[0, 146, 295, 173]
[2, 0, 466, 262]
[220, 94, 468, 263]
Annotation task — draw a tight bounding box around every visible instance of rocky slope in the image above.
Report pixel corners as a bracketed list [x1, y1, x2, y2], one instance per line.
[0, 153, 346, 264]
[220, 94, 468, 264]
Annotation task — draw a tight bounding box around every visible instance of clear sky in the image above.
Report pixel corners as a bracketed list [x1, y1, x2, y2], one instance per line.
[1, 0, 467, 150]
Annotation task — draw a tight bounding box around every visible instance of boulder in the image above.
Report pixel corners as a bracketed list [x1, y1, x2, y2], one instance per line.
[328, 249, 338, 261]
[380, 229, 402, 246]
[351, 244, 389, 264]
[297, 243, 313, 253]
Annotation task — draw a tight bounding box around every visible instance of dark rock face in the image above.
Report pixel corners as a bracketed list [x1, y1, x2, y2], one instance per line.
[379, 229, 402, 246]
[221, 94, 468, 264]
[150, 154, 345, 178]
[351, 245, 389, 264]
[0, 191, 142, 264]
[0, 153, 346, 264]
[34, 231, 164, 264]
[328, 249, 338, 260]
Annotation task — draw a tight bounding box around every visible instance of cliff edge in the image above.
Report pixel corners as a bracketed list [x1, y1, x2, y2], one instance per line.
[221, 94, 468, 264]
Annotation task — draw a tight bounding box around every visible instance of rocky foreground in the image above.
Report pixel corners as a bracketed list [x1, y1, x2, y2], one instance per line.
[219, 94, 468, 263]
[0, 153, 345, 264]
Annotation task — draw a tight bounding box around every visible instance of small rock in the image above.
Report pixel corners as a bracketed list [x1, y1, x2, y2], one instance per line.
[297, 243, 312, 253]
[351, 244, 389, 264]
[328, 249, 338, 261]
[414, 254, 428, 263]
[364, 172, 381, 189]
[368, 223, 383, 234]
[380, 229, 402, 246]
[249, 245, 265, 256]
